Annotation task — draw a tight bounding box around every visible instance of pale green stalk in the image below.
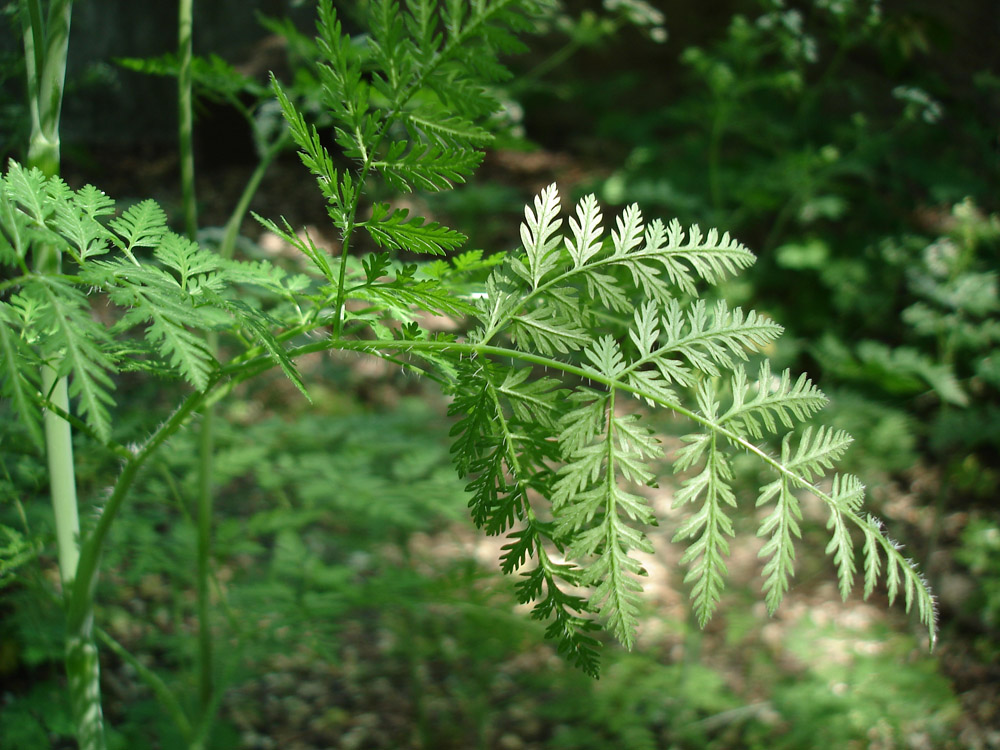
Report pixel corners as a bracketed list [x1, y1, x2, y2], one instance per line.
[21, 1, 107, 748]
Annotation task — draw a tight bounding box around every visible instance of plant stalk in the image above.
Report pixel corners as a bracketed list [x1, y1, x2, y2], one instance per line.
[22, 1, 108, 747]
[178, 0, 197, 240]
[176, 0, 218, 737]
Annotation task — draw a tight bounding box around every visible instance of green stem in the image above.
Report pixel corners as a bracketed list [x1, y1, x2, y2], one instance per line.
[95, 627, 194, 743]
[218, 130, 291, 261]
[176, 1, 218, 736]
[40, 368, 79, 584]
[178, 0, 197, 240]
[22, 0, 72, 177]
[68, 386, 215, 634]
[195, 394, 215, 723]
[21, 1, 104, 747]
[34, 392, 133, 460]
[707, 99, 727, 215]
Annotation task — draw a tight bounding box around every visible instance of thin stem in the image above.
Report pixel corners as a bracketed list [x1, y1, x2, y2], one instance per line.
[95, 627, 194, 742]
[218, 131, 291, 261]
[176, 0, 218, 732]
[68, 383, 214, 634]
[707, 98, 728, 216]
[178, 0, 197, 240]
[195, 393, 215, 716]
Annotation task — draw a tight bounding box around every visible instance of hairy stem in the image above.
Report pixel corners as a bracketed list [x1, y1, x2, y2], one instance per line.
[68, 385, 215, 634]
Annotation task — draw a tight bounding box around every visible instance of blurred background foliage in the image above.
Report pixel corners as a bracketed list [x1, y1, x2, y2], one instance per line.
[2, 0, 999, 747]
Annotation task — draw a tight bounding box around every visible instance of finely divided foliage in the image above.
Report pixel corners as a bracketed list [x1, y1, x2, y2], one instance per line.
[0, 160, 304, 447]
[448, 184, 935, 674]
[0, 0, 935, 680]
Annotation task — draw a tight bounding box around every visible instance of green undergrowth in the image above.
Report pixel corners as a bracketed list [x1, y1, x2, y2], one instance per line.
[1, 384, 959, 749]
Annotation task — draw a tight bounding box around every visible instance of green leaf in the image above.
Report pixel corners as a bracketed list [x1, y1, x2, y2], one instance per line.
[0, 302, 44, 449]
[756, 475, 802, 613]
[826, 473, 863, 600]
[365, 203, 467, 256]
[29, 276, 116, 442]
[154, 233, 220, 288]
[566, 193, 604, 268]
[509, 303, 591, 355]
[672, 435, 735, 626]
[226, 299, 309, 400]
[109, 199, 168, 265]
[49, 184, 113, 262]
[375, 141, 483, 192]
[721, 362, 828, 439]
[520, 182, 563, 288]
[93, 260, 220, 390]
[402, 111, 493, 148]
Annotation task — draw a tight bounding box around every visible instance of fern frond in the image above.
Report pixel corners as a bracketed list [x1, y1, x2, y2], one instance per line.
[497, 367, 563, 430]
[154, 233, 221, 288]
[365, 203, 467, 256]
[756, 474, 802, 613]
[509, 303, 591, 355]
[4, 161, 50, 226]
[0, 302, 44, 448]
[519, 182, 564, 288]
[375, 141, 483, 192]
[108, 199, 168, 265]
[221, 298, 308, 399]
[368, 0, 414, 96]
[721, 362, 828, 439]
[271, 72, 349, 216]
[826, 473, 864, 599]
[549, 393, 657, 647]
[49, 184, 113, 262]
[447, 357, 601, 670]
[444, 185, 937, 653]
[27, 276, 116, 441]
[90, 260, 222, 390]
[666, 301, 783, 378]
[401, 112, 493, 148]
[354, 274, 477, 320]
[865, 514, 936, 642]
[252, 213, 335, 282]
[782, 425, 854, 480]
[672, 433, 736, 626]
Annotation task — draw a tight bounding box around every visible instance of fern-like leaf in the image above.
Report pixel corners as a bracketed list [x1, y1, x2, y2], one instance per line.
[365, 203, 467, 256]
[721, 362, 828, 439]
[27, 276, 116, 441]
[672, 432, 736, 626]
[519, 183, 564, 287]
[109, 199, 168, 265]
[445, 185, 937, 661]
[0, 302, 44, 448]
